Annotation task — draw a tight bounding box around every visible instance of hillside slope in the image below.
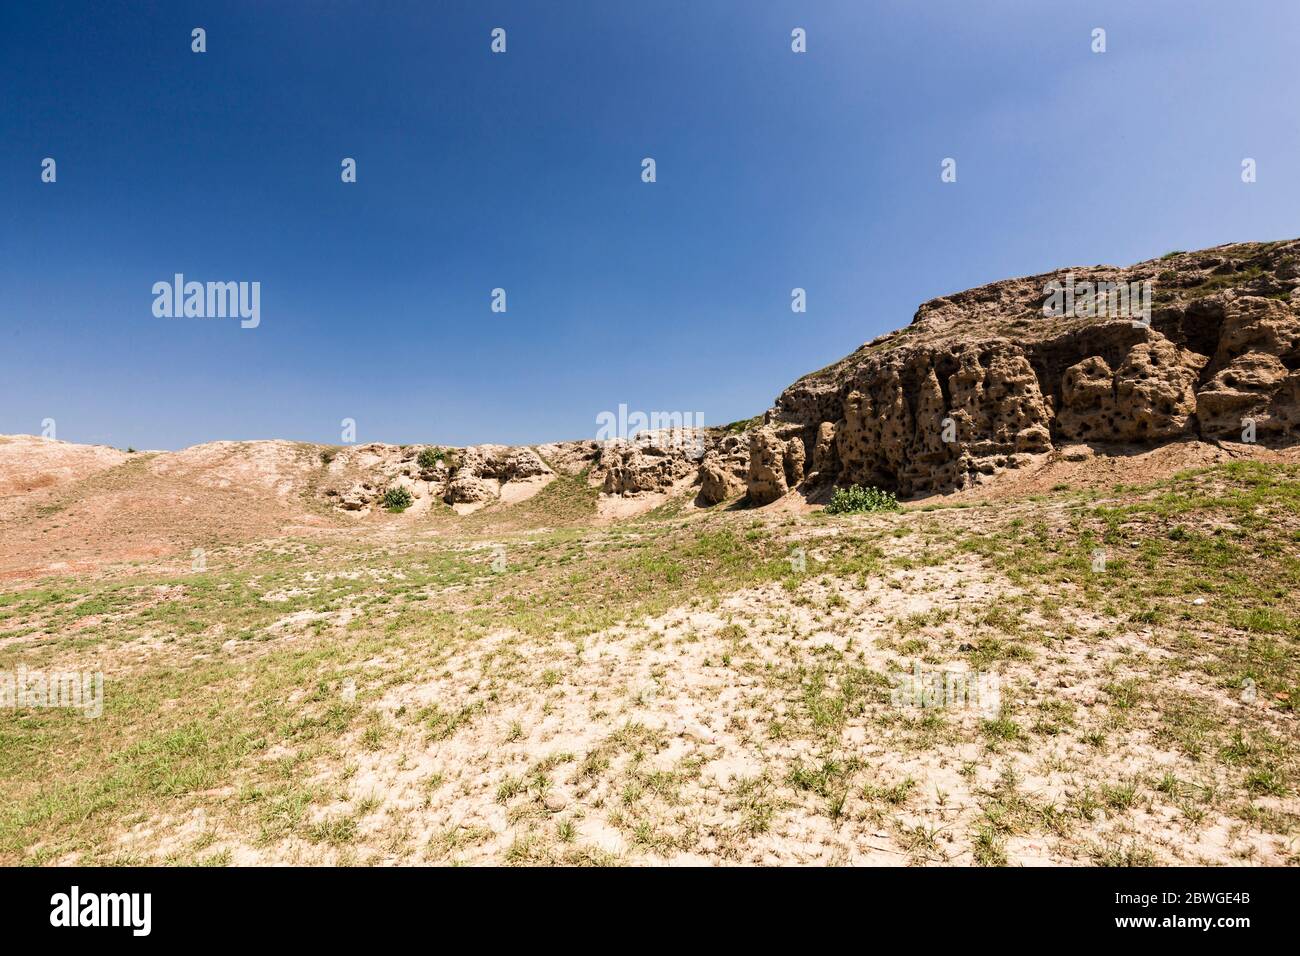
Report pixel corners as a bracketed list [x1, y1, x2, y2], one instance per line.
[1, 241, 1298, 867]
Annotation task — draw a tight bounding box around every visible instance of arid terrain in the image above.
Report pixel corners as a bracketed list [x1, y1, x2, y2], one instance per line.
[3, 240, 1298, 866]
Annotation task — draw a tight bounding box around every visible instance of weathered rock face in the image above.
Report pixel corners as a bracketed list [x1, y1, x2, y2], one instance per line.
[444, 472, 495, 505]
[598, 431, 706, 496]
[322, 443, 429, 513]
[1056, 338, 1204, 443]
[699, 434, 749, 504]
[322, 441, 560, 513]
[534, 440, 602, 476]
[828, 342, 1052, 495]
[783, 434, 806, 486]
[763, 240, 1300, 497]
[811, 422, 838, 476]
[443, 444, 555, 505]
[747, 426, 801, 505]
[333, 481, 376, 511]
[1198, 352, 1296, 438]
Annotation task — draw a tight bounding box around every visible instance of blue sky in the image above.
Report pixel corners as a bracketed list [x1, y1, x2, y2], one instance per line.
[4, 0, 1300, 449]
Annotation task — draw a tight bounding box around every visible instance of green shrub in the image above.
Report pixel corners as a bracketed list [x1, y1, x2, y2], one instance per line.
[825, 484, 900, 515]
[382, 486, 414, 512]
[319, 449, 336, 465]
[416, 447, 444, 471]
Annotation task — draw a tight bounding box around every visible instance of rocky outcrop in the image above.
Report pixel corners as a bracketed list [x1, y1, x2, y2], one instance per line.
[443, 445, 553, 506]
[598, 431, 706, 496]
[827, 342, 1051, 495]
[1056, 339, 1204, 442]
[322, 444, 422, 513]
[1198, 353, 1297, 438]
[321, 441, 559, 513]
[329, 481, 374, 511]
[762, 240, 1300, 497]
[534, 440, 601, 476]
[747, 426, 806, 505]
[699, 434, 749, 504]
[320, 240, 1300, 513]
[444, 471, 495, 505]
[811, 422, 838, 476]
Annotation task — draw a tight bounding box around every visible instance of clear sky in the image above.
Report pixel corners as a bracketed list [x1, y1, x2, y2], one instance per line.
[4, 1, 1299, 450]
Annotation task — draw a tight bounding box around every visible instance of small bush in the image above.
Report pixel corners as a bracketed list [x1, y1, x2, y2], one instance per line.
[825, 484, 900, 515]
[319, 449, 336, 465]
[416, 447, 444, 471]
[382, 486, 414, 512]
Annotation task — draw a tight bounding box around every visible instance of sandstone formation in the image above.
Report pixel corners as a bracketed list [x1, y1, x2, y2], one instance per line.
[746, 427, 789, 505]
[597, 431, 705, 496]
[316, 239, 1300, 513]
[443, 445, 551, 506]
[322, 442, 559, 514]
[764, 240, 1300, 497]
[699, 434, 749, 504]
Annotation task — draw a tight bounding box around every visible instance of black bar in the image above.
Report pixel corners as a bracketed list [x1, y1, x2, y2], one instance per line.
[0, 866, 1288, 942]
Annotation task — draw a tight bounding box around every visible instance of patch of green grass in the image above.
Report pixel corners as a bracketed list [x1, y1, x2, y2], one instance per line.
[981, 713, 1023, 743]
[972, 825, 1007, 866]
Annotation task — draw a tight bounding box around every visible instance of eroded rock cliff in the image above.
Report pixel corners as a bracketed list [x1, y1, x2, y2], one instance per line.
[320, 239, 1300, 514]
[765, 239, 1300, 496]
